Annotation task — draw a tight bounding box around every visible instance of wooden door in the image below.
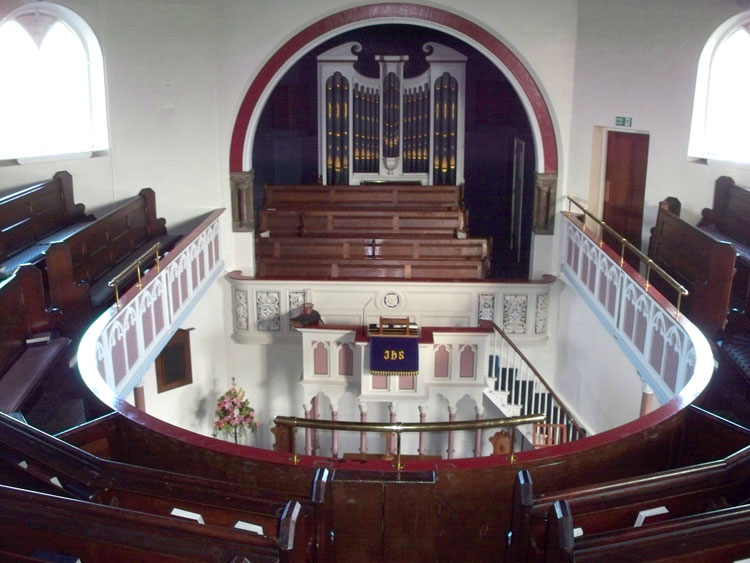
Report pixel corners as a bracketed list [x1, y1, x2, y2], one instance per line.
[602, 131, 649, 265]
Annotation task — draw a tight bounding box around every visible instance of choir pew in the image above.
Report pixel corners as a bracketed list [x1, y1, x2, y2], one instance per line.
[0, 265, 70, 415]
[45, 188, 181, 334]
[257, 257, 487, 280]
[257, 235, 489, 261]
[264, 183, 463, 210]
[648, 203, 736, 339]
[0, 171, 93, 279]
[259, 208, 466, 237]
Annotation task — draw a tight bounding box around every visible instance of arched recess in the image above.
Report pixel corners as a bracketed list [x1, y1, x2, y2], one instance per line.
[230, 3, 559, 233]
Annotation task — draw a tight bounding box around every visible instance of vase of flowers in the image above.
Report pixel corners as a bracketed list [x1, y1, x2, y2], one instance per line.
[212, 378, 257, 444]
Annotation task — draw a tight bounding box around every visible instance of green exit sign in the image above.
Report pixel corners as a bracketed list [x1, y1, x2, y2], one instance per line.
[615, 116, 632, 127]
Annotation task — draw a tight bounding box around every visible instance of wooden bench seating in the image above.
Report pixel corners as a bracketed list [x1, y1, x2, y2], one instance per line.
[0, 265, 69, 415]
[256, 236, 489, 261]
[260, 208, 466, 237]
[507, 441, 750, 561]
[44, 188, 181, 332]
[648, 203, 736, 339]
[545, 499, 750, 562]
[0, 171, 93, 279]
[0, 483, 296, 563]
[265, 183, 463, 209]
[699, 176, 750, 316]
[257, 257, 487, 280]
[0, 411, 315, 561]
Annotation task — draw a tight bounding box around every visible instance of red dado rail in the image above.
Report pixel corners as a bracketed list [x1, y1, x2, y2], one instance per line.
[77, 209, 714, 475]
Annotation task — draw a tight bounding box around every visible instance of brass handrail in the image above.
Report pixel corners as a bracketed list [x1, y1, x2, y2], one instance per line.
[274, 413, 546, 479]
[491, 322, 585, 437]
[566, 197, 688, 317]
[107, 242, 162, 309]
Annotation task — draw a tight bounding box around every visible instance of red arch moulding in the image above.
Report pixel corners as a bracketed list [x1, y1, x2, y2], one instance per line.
[228, 3, 558, 175]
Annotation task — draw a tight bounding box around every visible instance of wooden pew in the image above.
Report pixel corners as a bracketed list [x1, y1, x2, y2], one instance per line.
[699, 176, 750, 316]
[257, 257, 487, 280]
[0, 411, 315, 561]
[0, 265, 70, 415]
[259, 208, 466, 237]
[44, 188, 181, 333]
[265, 183, 463, 210]
[545, 499, 750, 563]
[256, 236, 489, 261]
[648, 203, 736, 339]
[0, 483, 295, 563]
[507, 442, 750, 560]
[0, 171, 93, 278]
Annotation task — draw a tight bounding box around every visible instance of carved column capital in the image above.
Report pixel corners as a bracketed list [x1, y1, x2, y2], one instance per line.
[533, 172, 557, 234]
[230, 170, 255, 232]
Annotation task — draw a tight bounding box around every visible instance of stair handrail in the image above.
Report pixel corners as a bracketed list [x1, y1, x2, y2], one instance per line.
[491, 322, 586, 438]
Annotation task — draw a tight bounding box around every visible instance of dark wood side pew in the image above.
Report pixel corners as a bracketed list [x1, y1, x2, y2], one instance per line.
[264, 183, 464, 210]
[0, 483, 296, 563]
[542, 498, 750, 563]
[0, 265, 71, 416]
[44, 187, 181, 336]
[648, 201, 736, 340]
[506, 441, 750, 561]
[699, 176, 750, 316]
[259, 207, 467, 237]
[0, 171, 93, 279]
[0, 411, 317, 562]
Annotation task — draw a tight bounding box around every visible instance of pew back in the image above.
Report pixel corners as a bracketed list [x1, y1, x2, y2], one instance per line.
[648, 205, 736, 338]
[265, 183, 463, 209]
[0, 171, 88, 261]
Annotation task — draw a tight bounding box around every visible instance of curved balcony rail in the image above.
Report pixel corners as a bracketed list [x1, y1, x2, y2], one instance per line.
[560, 208, 706, 404]
[78, 209, 224, 399]
[566, 197, 689, 316]
[274, 413, 546, 478]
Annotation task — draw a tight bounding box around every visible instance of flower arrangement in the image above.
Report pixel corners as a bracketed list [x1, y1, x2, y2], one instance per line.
[212, 378, 257, 443]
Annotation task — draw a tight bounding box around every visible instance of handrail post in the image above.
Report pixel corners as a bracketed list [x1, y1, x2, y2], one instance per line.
[645, 259, 653, 289]
[396, 430, 402, 480]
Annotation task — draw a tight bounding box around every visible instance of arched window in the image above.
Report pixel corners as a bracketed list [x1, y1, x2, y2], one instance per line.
[0, 2, 108, 161]
[688, 14, 750, 163]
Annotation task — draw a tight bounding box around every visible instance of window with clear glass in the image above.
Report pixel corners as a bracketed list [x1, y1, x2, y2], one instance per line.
[0, 3, 108, 160]
[689, 16, 750, 164]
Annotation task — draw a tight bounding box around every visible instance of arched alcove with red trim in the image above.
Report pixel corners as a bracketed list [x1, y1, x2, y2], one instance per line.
[229, 3, 558, 176]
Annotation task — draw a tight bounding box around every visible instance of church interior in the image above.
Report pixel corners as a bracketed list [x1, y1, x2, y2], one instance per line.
[0, 1, 749, 561]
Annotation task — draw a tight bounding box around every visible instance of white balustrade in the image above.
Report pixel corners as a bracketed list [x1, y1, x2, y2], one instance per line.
[80, 210, 224, 399]
[560, 213, 701, 403]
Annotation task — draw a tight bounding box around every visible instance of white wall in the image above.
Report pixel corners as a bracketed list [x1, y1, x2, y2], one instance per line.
[566, 0, 750, 247]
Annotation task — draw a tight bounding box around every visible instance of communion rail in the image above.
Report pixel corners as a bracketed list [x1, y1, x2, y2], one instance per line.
[273, 413, 546, 479]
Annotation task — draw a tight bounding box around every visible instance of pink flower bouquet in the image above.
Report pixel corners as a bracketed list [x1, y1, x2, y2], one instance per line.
[212, 378, 257, 442]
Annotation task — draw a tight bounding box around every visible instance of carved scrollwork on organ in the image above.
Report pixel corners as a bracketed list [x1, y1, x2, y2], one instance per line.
[317, 42, 466, 185]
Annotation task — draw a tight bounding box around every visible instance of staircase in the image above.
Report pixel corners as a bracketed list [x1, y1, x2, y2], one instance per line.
[485, 324, 586, 447]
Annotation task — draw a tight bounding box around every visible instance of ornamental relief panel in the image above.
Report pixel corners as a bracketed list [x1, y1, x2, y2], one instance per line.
[536, 293, 549, 334]
[256, 291, 281, 331]
[233, 288, 249, 331]
[503, 294, 527, 334]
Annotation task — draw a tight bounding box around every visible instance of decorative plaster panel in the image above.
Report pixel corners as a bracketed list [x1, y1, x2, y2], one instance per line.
[503, 294, 527, 334]
[256, 291, 280, 331]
